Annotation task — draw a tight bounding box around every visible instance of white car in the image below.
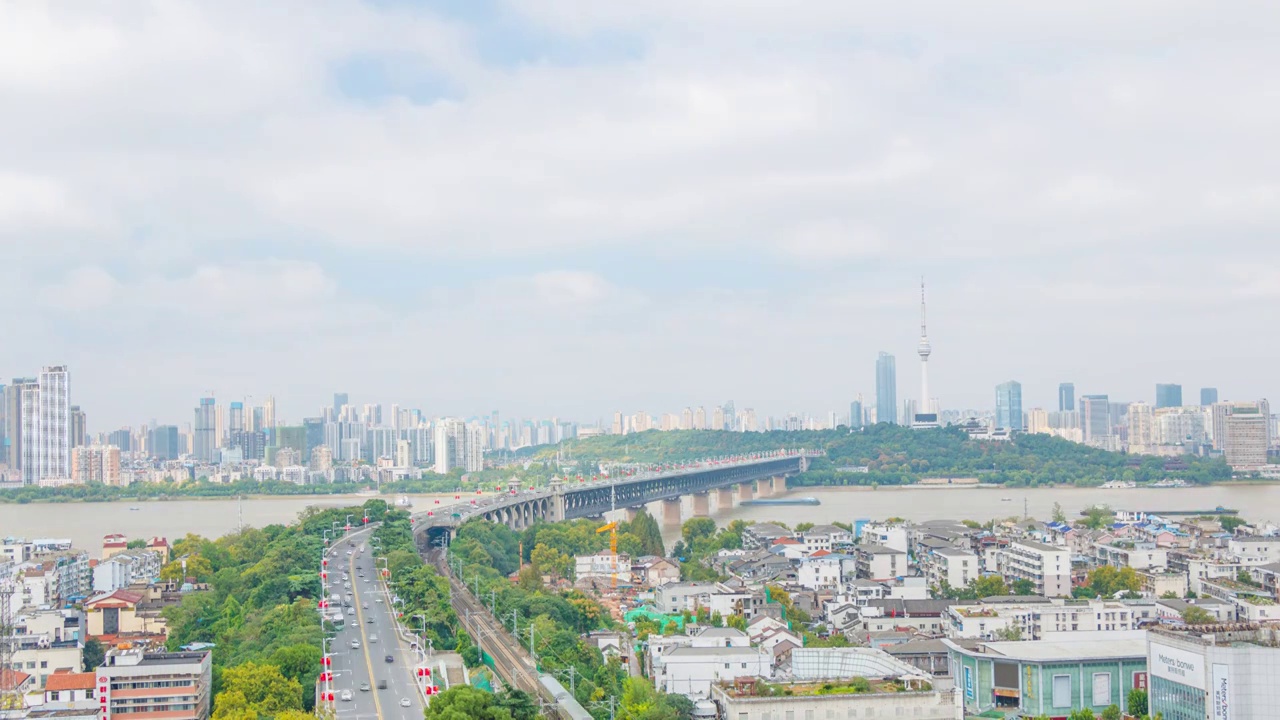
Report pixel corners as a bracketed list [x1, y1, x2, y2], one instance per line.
[400, 698, 411, 707]
[350, 640, 360, 649]
[341, 690, 353, 702]
[370, 634, 378, 643]
[375, 597, 383, 604]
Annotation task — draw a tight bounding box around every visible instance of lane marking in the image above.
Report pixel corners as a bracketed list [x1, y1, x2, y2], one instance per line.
[348, 536, 385, 720]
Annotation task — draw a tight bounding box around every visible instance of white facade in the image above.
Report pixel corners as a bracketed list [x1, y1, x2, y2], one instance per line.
[924, 547, 979, 590]
[653, 645, 773, 698]
[998, 539, 1071, 597]
[796, 555, 844, 590]
[92, 550, 162, 593]
[19, 367, 71, 484]
[859, 522, 910, 553]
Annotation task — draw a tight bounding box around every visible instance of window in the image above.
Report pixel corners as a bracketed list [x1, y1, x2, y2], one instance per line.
[1052, 674, 1072, 708]
[1092, 672, 1111, 707]
[50, 692, 61, 701]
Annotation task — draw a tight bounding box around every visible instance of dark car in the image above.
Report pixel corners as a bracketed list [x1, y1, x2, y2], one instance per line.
[385, 654, 394, 663]
[377, 679, 388, 690]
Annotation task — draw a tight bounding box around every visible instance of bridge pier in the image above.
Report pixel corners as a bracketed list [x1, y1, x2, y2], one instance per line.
[691, 492, 711, 517]
[737, 483, 753, 501]
[755, 478, 772, 498]
[716, 487, 735, 511]
[661, 498, 683, 530]
[624, 507, 639, 523]
[772, 475, 787, 494]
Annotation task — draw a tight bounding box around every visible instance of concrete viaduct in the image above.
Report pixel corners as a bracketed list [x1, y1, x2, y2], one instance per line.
[413, 450, 816, 549]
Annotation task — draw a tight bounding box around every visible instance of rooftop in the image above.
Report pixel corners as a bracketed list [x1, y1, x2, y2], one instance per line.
[44, 672, 95, 692]
[947, 631, 1148, 662]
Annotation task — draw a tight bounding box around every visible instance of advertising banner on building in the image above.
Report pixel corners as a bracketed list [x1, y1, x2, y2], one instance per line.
[1150, 642, 1204, 690]
[964, 666, 975, 701]
[1211, 663, 1230, 720]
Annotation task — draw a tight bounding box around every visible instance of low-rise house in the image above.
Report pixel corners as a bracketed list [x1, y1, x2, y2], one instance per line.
[1140, 569, 1189, 598]
[40, 670, 97, 709]
[710, 674, 954, 720]
[1154, 597, 1233, 623]
[84, 588, 168, 640]
[1229, 535, 1280, 563]
[656, 645, 773, 698]
[631, 556, 679, 587]
[851, 599, 961, 635]
[795, 552, 844, 590]
[800, 524, 853, 553]
[742, 523, 792, 550]
[574, 552, 631, 582]
[858, 521, 910, 553]
[947, 598, 1142, 641]
[653, 582, 711, 614]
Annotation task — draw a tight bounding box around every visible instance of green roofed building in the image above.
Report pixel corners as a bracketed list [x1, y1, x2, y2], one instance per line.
[945, 631, 1148, 718]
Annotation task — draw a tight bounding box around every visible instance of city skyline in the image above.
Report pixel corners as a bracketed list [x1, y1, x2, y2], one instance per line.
[4, 4, 1280, 429]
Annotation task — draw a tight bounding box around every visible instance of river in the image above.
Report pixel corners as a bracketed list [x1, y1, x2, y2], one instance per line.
[3, 484, 1275, 552]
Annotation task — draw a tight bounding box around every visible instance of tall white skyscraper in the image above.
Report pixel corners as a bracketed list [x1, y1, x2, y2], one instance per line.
[433, 418, 466, 474]
[20, 366, 71, 484]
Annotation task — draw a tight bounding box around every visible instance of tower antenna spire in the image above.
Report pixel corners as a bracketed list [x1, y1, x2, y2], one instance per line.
[920, 276, 927, 337]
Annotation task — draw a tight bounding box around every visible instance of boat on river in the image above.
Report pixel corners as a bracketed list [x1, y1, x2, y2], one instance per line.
[740, 497, 821, 507]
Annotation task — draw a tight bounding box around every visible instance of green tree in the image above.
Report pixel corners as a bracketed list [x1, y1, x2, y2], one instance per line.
[794, 522, 815, 533]
[1218, 515, 1245, 532]
[1160, 590, 1179, 599]
[1127, 689, 1149, 717]
[216, 661, 304, 718]
[1011, 579, 1036, 596]
[495, 688, 539, 720]
[1182, 606, 1215, 625]
[82, 638, 105, 671]
[160, 554, 214, 582]
[971, 575, 1010, 598]
[1079, 505, 1113, 530]
[1101, 704, 1122, 720]
[681, 518, 717, 544]
[1067, 709, 1097, 720]
[1051, 502, 1067, 523]
[126, 538, 147, 549]
[423, 685, 511, 720]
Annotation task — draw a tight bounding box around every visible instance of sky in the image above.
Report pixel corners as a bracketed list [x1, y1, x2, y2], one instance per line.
[3, 1, 1279, 430]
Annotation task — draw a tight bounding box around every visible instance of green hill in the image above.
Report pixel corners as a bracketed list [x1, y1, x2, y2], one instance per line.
[537, 425, 1231, 488]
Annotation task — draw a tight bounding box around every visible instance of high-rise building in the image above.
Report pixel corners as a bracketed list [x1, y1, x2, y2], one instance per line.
[149, 425, 181, 460]
[433, 418, 466, 474]
[262, 395, 276, 428]
[108, 429, 132, 452]
[333, 393, 349, 416]
[995, 381, 1024, 431]
[72, 444, 122, 485]
[1155, 383, 1182, 409]
[849, 395, 864, 430]
[1080, 394, 1111, 447]
[19, 366, 72, 484]
[69, 405, 86, 448]
[1199, 387, 1218, 406]
[1223, 407, 1268, 470]
[1058, 383, 1075, 412]
[876, 352, 897, 425]
[1127, 402, 1153, 453]
[228, 401, 245, 436]
[1026, 408, 1049, 434]
[0, 382, 6, 466]
[2, 380, 34, 469]
[194, 398, 217, 463]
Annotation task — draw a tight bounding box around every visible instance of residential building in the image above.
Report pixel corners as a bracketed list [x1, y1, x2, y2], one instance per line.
[652, 645, 772, 698]
[947, 632, 1148, 718]
[631, 556, 680, 587]
[1224, 407, 1268, 470]
[1155, 383, 1183, 409]
[654, 582, 713, 614]
[42, 670, 97, 709]
[876, 352, 897, 425]
[799, 524, 852, 553]
[922, 547, 978, 590]
[855, 544, 908, 581]
[947, 598, 1143, 641]
[574, 553, 631, 582]
[148, 425, 181, 460]
[92, 550, 162, 594]
[1148, 625, 1280, 720]
[1128, 402, 1154, 453]
[18, 367, 72, 484]
[98, 647, 212, 720]
[995, 381, 1023, 431]
[84, 589, 168, 640]
[998, 539, 1071, 597]
[1095, 541, 1169, 572]
[71, 444, 122, 485]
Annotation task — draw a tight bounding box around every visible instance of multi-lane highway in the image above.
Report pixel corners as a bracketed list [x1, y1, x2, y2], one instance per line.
[327, 531, 427, 720]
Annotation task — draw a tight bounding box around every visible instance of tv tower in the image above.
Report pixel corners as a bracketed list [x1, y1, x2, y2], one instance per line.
[917, 278, 932, 417]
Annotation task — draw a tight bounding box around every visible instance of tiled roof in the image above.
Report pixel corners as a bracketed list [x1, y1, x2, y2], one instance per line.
[45, 672, 95, 692]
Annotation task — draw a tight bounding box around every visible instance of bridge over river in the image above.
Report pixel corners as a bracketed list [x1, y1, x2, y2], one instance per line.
[412, 449, 818, 549]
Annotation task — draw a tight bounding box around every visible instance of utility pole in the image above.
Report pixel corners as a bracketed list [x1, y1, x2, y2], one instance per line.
[591, 695, 618, 720]
[509, 609, 520, 636]
[489, 589, 497, 613]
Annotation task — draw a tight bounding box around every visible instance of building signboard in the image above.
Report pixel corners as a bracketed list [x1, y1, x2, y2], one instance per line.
[1211, 663, 1230, 720]
[964, 666, 975, 701]
[1150, 642, 1204, 690]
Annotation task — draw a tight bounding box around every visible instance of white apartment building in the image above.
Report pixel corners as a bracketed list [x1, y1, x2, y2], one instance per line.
[998, 539, 1071, 597]
[1228, 536, 1280, 563]
[947, 599, 1142, 641]
[18, 367, 71, 485]
[653, 645, 773, 698]
[800, 525, 853, 553]
[856, 545, 909, 581]
[858, 522, 910, 553]
[922, 547, 979, 590]
[1095, 541, 1169, 571]
[796, 554, 844, 590]
[92, 550, 162, 594]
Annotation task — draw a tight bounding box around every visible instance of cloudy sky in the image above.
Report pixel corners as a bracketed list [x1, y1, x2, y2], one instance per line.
[4, 1, 1278, 429]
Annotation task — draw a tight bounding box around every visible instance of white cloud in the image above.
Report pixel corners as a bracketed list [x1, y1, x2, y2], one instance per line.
[4, 1, 1280, 425]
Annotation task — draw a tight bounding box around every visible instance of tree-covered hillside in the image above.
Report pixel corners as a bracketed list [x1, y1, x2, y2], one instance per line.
[538, 425, 1231, 487]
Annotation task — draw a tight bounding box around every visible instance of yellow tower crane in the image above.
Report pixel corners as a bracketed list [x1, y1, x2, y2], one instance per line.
[596, 521, 619, 590]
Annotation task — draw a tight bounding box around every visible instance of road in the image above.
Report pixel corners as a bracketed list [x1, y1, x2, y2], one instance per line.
[327, 531, 428, 720]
